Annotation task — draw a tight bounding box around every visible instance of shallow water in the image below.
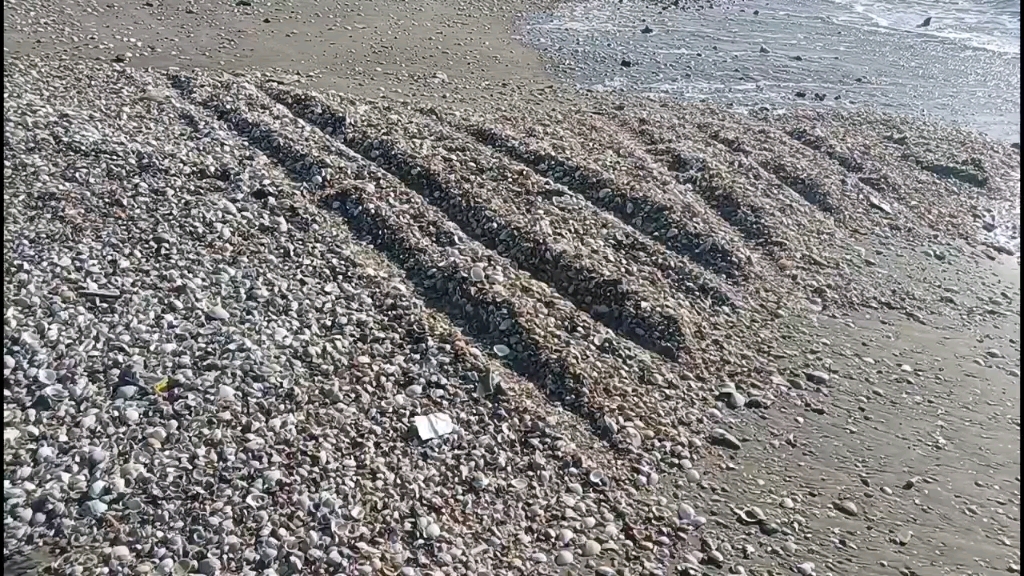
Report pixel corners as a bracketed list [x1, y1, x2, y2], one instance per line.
[521, 0, 1021, 141]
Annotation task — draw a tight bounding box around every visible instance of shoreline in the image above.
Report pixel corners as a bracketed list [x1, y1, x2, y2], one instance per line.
[517, 0, 1021, 144]
[3, 1, 1021, 575]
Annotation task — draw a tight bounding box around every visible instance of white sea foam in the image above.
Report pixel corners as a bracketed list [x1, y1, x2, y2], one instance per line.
[833, 0, 1020, 54]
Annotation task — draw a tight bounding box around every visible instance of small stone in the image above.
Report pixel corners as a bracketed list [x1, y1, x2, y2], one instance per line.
[81, 500, 108, 518]
[206, 305, 230, 320]
[833, 500, 858, 516]
[198, 558, 221, 575]
[725, 391, 745, 409]
[581, 540, 601, 557]
[111, 545, 131, 562]
[555, 550, 574, 566]
[759, 45, 771, 54]
[710, 428, 742, 450]
[88, 448, 107, 467]
[804, 370, 830, 385]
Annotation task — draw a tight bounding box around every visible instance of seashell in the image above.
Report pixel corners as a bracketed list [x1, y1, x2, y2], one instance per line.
[41, 384, 68, 401]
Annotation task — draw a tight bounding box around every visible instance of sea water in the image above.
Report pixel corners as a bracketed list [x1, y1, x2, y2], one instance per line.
[521, 0, 1021, 142]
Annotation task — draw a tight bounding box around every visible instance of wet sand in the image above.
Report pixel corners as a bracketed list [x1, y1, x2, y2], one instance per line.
[713, 252, 1020, 576]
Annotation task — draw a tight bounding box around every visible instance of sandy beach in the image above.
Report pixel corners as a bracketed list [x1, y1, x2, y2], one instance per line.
[3, 0, 1020, 575]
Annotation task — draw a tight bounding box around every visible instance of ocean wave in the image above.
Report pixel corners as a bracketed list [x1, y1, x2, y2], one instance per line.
[833, 0, 1020, 54]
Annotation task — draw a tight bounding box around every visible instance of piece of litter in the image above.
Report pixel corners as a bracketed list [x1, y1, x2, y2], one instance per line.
[412, 413, 456, 441]
[477, 366, 503, 397]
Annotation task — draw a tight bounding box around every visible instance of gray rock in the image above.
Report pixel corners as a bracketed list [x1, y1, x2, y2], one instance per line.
[804, 370, 830, 385]
[833, 500, 858, 516]
[710, 428, 742, 450]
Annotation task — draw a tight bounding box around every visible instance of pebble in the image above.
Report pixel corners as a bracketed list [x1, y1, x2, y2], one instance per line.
[710, 428, 743, 450]
[555, 550, 574, 566]
[206, 305, 230, 320]
[834, 500, 859, 516]
[805, 370, 830, 385]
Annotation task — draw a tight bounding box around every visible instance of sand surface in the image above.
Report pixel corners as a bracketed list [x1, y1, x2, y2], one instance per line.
[3, 0, 556, 103]
[3, 0, 1020, 575]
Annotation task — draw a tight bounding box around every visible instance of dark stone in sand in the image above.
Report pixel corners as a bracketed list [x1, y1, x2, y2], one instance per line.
[759, 45, 771, 54]
[795, 91, 807, 98]
[620, 58, 633, 68]
[641, 25, 654, 34]
[745, 396, 771, 409]
[791, 55, 803, 61]
[753, 9, 759, 15]
[917, 16, 932, 28]
[813, 92, 827, 101]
